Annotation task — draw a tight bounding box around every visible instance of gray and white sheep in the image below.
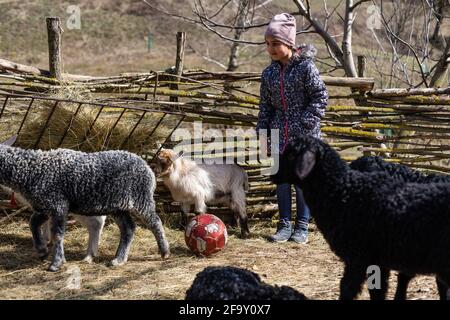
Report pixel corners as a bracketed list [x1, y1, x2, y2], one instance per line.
[1, 186, 106, 263]
[0, 136, 169, 271]
[272, 135, 450, 300]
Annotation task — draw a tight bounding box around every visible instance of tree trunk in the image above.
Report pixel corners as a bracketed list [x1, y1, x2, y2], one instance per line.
[430, 41, 450, 88]
[342, 0, 358, 78]
[430, 0, 446, 48]
[225, 0, 249, 93]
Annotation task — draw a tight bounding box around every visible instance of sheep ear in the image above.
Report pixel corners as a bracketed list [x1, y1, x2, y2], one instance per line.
[1, 135, 17, 146]
[295, 150, 316, 180]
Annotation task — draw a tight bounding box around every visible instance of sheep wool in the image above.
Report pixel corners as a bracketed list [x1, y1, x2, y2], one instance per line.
[0, 143, 169, 271]
[272, 135, 450, 300]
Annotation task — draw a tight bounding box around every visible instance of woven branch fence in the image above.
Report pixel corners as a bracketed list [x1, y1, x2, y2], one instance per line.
[0, 25, 449, 222]
[0, 68, 448, 221]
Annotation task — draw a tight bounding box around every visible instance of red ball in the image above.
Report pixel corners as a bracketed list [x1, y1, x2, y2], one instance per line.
[185, 214, 228, 257]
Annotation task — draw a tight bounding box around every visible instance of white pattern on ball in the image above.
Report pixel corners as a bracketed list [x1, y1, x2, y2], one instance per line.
[196, 237, 207, 252]
[205, 223, 219, 234]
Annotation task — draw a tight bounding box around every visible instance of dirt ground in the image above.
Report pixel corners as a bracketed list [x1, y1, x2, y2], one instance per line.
[0, 217, 440, 300]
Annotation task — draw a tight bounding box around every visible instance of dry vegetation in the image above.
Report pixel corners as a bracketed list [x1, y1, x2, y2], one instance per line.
[0, 216, 440, 300]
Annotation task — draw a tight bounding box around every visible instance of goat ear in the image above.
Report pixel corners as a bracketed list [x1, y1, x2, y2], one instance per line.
[170, 149, 184, 162]
[1, 135, 17, 146]
[295, 150, 316, 180]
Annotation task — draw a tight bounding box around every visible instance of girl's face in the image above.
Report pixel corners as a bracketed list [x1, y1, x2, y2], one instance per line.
[265, 36, 293, 65]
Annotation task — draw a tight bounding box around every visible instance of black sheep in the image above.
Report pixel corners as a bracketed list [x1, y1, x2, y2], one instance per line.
[350, 156, 450, 300]
[271, 135, 450, 300]
[185, 266, 307, 300]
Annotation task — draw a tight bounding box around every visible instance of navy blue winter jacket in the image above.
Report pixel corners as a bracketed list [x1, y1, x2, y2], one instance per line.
[256, 45, 328, 152]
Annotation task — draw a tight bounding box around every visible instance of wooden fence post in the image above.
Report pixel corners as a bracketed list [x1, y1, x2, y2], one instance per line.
[170, 32, 186, 102]
[357, 55, 366, 78]
[354, 55, 369, 108]
[46, 17, 62, 80]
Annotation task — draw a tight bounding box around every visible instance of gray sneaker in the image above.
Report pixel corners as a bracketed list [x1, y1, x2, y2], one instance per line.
[269, 220, 292, 243]
[290, 228, 308, 244]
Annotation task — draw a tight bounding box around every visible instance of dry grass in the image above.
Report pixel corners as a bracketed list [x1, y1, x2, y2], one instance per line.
[7, 88, 173, 154]
[0, 217, 440, 300]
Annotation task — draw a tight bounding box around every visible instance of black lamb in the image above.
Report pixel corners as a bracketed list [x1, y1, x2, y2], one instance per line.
[350, 155, 450, 299]
[185, 266, 307, 300]
[271, 135, 450, 300]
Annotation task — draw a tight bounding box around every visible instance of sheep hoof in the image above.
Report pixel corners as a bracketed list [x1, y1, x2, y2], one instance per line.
[109, 259, 125, 267]
[240, 231, 251, 239]
[37, 248, 49, 260]
[161, 251, 171, 260]
[47, 264, 61, 272]
[82, 256, 93, 264]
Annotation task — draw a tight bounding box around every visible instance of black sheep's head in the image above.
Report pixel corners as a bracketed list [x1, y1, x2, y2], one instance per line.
[270, 135, 320, 185]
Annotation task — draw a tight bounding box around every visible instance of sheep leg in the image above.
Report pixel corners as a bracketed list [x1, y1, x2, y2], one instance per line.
[133, 202, 170, 260]
[339, 263, 366, 300]
[85, 216, 106, 263]
[48, 213, 67, 272]
[42, 219, 52, 247]
[110, 212, 136, 266]
[29, 212, 50, 259]
[75, 215, 106, 263]
[393, 272, 414, 300]
[368, 267, 389, 300]
[436, 273, 450, 300]
[436, 279, 448, 300]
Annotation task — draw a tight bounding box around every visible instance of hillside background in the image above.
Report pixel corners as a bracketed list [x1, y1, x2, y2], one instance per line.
[2, 0, 448, 88]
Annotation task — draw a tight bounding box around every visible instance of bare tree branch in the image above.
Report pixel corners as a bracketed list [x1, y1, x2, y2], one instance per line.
[350, 0, 372, 11]
[375, 1, 430, 87]
[254, 0, 274, 10]
[142, 0, 201, 25]
[193, 0, 270, 30]
[209, 0, 234, 19]
[186, 44, 227, 70]
[292, 0, 345, 68]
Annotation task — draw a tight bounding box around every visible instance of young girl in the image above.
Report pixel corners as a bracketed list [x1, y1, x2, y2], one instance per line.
[256, 13, 328, 243]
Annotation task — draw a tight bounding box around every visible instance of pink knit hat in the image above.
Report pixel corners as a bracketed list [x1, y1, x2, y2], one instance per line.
[265, 13, 296, 48]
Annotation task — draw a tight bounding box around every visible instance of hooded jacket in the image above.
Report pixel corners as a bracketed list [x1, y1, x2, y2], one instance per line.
[256, 44, 328, 152]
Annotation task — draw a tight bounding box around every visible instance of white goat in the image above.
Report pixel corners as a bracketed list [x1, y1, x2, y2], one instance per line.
[152, 149, 250, 237]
